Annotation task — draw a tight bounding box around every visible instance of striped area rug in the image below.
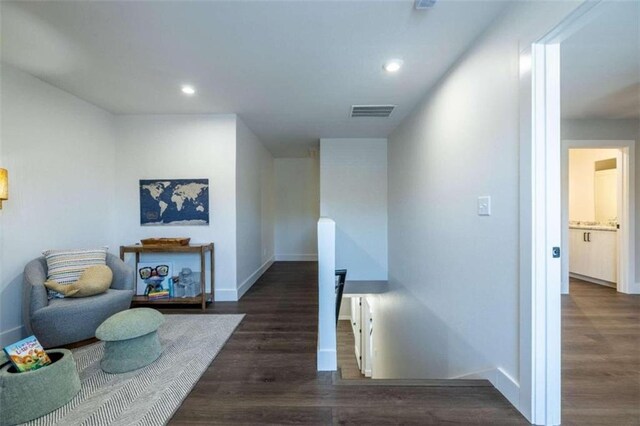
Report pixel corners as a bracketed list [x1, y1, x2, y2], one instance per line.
[25, 314, 244, 426]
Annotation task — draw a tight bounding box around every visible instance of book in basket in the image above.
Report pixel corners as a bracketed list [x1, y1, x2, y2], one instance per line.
[3, 335, 51, 372]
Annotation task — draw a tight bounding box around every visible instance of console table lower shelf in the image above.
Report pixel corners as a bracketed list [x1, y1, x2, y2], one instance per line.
[120, 243, 215, 311]
[131, 293, 213, 307]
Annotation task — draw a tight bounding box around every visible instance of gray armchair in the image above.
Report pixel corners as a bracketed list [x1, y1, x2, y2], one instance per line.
[23, 253, 135, 348]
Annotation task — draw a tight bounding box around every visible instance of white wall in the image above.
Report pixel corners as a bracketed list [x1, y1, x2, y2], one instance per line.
[0, 64, 117, 346]
[113, 114, 238, 300]
[320, 138, 388, 280]
[568, 148, 619, 222]
[377, 1, 582, 411]
[563, 118, 640, 283]
[235, 117, 275, 297]
[274, 157, 319, 261]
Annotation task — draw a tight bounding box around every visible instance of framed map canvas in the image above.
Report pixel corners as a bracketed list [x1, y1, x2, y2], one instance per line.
[140, 179, 209, 226]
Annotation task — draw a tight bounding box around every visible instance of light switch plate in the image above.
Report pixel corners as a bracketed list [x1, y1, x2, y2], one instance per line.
[478, 196, 491, 216]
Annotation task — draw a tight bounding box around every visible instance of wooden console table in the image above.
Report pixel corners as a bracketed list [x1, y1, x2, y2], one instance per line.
[120, 243, 214, 311]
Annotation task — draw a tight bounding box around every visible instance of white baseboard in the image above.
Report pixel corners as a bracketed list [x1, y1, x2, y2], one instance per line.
[237, 257, 274, 299]
[453, 368, 520, 410]
[317, 348, 337, 371]
[493, 368, 520, 410]
[0, 325, 25, 347]
[214, 258, 274, 302]
[275, 254, 318, 261]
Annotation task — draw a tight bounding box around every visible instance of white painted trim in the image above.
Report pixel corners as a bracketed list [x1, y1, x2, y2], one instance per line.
[214, 288, 238, 302]
[237, 257, 274, 299]
[518, 44, 534, 424]
[454, 368, 520, 411]
[317, 349, 337, 371]
[0, 325, 25, 347]
[338, 314, 351, 321]
[317, 218, 337, 371]
[275, 254, 318, 261]
[520, 41, 563, 426]
[561, 140, 636, 295]
[494, 368, 521, 411]
[520, 40, 564, 426]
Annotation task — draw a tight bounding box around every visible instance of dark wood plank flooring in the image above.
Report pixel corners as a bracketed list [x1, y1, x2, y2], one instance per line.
[562, 279, 640, 425]
[165, 262, 526, 425]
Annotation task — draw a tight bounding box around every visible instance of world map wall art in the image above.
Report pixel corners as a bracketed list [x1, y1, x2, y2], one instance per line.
[139, 179, 209, 226]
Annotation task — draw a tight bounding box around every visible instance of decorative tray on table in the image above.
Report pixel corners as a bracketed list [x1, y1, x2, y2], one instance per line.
[140, 238, 191, 247]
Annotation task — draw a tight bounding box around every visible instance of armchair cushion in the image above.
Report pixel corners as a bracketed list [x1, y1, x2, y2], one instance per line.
[31, 289, 134, 348]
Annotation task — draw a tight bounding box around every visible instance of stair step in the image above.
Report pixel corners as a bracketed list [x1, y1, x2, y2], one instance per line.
[333, 370, 492, 387]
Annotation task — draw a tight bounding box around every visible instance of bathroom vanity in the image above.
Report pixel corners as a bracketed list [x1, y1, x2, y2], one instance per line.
[569, 225, 617, 285]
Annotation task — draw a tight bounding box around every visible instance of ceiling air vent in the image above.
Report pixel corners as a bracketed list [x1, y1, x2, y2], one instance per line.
[350, 105, 396, 118]
[415, 0, 436, 9]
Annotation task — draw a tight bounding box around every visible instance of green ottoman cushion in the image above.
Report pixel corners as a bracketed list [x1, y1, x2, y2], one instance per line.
[0, 349, 80, 426]
[96, 308, 164, 374]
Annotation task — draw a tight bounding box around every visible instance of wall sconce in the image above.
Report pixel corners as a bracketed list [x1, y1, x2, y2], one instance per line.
[0, 168, 8, 209]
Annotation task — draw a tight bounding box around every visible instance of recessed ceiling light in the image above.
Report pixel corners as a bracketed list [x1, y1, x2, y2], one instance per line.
[181, 85, 196, 95]
[383, 59, 403, 73]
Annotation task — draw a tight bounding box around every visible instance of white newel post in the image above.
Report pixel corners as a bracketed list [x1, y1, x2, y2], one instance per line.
[317, 218, 337, 371]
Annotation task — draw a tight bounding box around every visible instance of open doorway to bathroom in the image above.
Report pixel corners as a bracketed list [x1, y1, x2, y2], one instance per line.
[562, 143, 635, 294]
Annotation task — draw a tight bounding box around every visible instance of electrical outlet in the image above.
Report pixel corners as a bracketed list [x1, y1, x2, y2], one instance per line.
[478, 196, 491, 216]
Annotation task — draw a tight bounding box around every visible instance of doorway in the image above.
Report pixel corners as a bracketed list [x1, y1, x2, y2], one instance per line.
[521, 1, 640, 424]
[561, 142, 635, 295]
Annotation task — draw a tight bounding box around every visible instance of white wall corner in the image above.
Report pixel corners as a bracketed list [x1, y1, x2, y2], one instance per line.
[454, 368, 520, 411]
[317, 348, 338, 371]
[215, 288, 239, 302]
[275, 254, 318, 261]
[237, 257, 274, 299]
[0, 325, 25, 347]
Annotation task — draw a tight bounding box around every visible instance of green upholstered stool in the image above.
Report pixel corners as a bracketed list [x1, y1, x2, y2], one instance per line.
[96, 308, 164, 374]
[0, 349, 80, 426]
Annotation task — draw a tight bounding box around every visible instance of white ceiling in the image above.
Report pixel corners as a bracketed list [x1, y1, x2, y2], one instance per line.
[561, 1, 640, 121]
[1, 0, 510, 157]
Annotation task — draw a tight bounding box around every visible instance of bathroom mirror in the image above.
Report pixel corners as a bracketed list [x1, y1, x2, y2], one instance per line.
[594, 158, 617, 223]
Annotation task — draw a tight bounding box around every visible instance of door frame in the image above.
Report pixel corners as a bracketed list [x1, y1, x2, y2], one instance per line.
[518, 1, 605, 424]
[561, 140, 636, 294]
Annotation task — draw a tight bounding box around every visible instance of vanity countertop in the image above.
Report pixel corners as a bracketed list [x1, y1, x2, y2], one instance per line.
[569, 225, 617, 232]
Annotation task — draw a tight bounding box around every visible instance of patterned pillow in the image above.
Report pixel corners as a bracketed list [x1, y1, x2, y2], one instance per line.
[43, 248, 108, 298]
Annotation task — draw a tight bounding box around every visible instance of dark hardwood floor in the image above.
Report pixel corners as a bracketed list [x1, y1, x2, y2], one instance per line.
[165, 262, 526, 425]
[562, 279, 640, 425]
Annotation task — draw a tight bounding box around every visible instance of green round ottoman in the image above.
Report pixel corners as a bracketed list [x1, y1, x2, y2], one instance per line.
[96, 308, 164, 374]
[0, 349, 80, 425]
